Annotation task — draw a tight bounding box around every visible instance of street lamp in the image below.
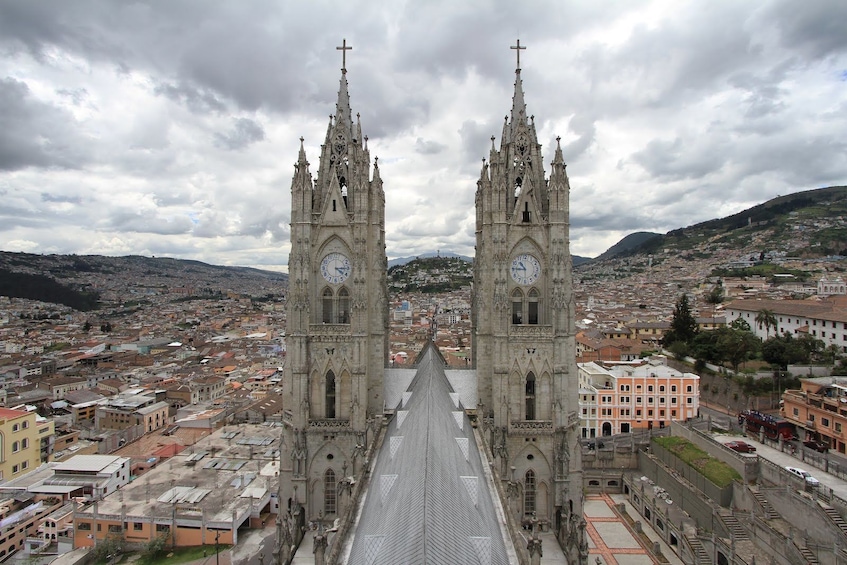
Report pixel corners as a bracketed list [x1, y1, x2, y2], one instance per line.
[215, 530, 220, 565]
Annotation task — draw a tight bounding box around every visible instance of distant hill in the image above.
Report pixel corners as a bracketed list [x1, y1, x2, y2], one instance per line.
[594, 232, 662, 262]
[388, 251, 472, 268]
[589, 186, 847, 263]
[0, 252, 287, 311]
[388, 256, 472, 293]
[389, 251, 593, 267]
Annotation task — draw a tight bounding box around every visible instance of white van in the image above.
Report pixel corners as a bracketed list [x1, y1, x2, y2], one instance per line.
[785, 466, 820, 486]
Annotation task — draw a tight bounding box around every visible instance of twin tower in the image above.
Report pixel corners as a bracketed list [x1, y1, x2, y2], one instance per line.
[280, 40, 585, 564]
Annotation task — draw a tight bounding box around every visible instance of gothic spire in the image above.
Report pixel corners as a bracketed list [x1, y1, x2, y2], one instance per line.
[330, 39, 354, 140]
[509, 39, 528, 136]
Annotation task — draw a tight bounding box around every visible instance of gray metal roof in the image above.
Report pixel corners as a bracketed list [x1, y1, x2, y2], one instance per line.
[344, 345, 514, 564]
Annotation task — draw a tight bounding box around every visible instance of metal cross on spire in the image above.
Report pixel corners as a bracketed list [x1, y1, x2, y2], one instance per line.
[511, 39, 526, 70]
[337, 38, 352, 72]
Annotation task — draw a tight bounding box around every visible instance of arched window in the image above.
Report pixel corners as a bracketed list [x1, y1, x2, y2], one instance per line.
[524, 470, 536, 516]
[324, 469, 337, 515]
[322, 288, 333, 323]
[525, 373, 536, 420]
[338, 288, 350, 324]
[512, 289, 523, 325]
[12, 441, 19, 453]
[528, 288, 539, 325]
[326, 371, 336, 419]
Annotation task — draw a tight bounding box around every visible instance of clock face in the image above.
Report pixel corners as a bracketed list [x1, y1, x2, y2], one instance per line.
[510, 254, 541, 285]
[320, 252, 351, 284]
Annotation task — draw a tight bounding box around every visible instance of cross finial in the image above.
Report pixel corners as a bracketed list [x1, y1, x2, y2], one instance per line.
[337, 38, 352, 73]
[511, 39, 526, 70]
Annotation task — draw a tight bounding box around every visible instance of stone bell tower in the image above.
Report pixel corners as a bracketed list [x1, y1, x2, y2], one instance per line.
[473, 40, 587, 563]
[279, 39, 388, 536]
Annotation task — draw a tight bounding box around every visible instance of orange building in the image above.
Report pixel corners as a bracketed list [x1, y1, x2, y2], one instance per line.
[578, 356, 700, 437]
[781, 377, 847, 454]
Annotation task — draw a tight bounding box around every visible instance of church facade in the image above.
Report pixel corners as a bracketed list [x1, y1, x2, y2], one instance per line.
[473, 43, 586, 563]
[279, 42, 389, 554]
[279, 41, 586, 564]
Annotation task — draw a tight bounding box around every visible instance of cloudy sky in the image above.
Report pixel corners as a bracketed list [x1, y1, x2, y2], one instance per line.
[1, 1, 846, 271]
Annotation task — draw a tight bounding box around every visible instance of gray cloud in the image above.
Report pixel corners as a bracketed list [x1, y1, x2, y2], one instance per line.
[214, 118, 265, 151]
[0, 1, 845, 265]
[414, 138, 446, 155]
[0, 77, 88, 170]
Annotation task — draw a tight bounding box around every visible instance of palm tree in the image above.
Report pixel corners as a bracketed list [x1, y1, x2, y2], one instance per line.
[755, 309, 777, 338]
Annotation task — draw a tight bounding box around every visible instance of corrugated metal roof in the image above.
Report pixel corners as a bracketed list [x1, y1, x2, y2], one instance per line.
[344, 345, 513, 564]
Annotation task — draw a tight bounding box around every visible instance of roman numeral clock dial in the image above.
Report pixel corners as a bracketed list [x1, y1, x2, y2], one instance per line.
[320, 252, 351, 284]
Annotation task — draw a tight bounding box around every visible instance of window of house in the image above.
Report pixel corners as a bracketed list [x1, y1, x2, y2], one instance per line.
[636, 396, 642, 403]
[511, 289, 523, 324]
[822, 417, 830, 427]
[155, 524, 169, 532]
[11, 424, 18, 432]
[659, 386, 665, 393]
[837, 422, 842, 433]
[524, 470, 536, 516]
[12, 442, 19, 453]
[324, 469, 337, 515]
[648, 410, 653, 417]
[322, 288, 333, 323]
[325, 371, 336, 419]
[636, 409, 642, 417]
[793, 407, 799, 416]
[134, 522, 143, 531]
[687, 398, 693, 404]
[21, 439, 28, 449]
[648, 386, 654, 392]
[12, 465, 18, 474]
[21, 421, 28, 429]
[108, 525, 121, 533]
[527, 289, 539, 325]
[686, 385, 692, 393]
[671, 385, 677, 393]
[338, 288, 350, 324]
[671, 398, 677, 405]
[78, 523, 91, 531]
[21, 461, 27, 470]
[525, 373, 536, 420]
[671, 410, 677, 417]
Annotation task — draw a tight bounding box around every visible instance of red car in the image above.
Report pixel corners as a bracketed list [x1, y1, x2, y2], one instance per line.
[725, 440, 756, 453]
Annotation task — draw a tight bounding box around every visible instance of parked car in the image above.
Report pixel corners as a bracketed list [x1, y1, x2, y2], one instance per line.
[724, 440, 756, 453]
[803, 439, 828, 453]
[785, 466, 820, 486]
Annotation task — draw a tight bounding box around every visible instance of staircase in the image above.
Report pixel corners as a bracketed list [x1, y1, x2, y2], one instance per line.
[718, 509, 750, 540]
[821, 504, 847, 537]
[684, 534, 710, 565]
[749, 487, 779, 519]
[797, 543, 820, 564]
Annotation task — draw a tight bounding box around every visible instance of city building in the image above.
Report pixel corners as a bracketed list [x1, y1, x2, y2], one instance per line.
[0, 407, 54, 482]
[725, 296, 847, 352]
[73, 426, 278, 549]
[781, 376, 847, 454]
[578, 357, 700, 437]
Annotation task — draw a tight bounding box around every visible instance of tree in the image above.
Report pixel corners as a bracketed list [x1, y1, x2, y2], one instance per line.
[762, 333, 809, 370]
[730, 316, 751, 332]
[663, 293, 698, 346]
[706, 282, 724, 304]
[715, 327, 761, 373]
[754, 309, 778, 338]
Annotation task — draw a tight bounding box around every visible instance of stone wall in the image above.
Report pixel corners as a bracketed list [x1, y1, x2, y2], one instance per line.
[669, 420, 759, 483]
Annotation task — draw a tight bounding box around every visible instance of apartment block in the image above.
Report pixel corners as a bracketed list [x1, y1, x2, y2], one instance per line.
[578, 356, 700, 437]
[0, 407, 53, 481]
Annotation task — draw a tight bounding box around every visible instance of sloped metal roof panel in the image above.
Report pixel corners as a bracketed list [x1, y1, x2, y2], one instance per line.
[344, 346, 513, 564]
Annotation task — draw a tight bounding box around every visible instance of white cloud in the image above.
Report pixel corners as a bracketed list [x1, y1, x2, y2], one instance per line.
[0, 0, 845, 268]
